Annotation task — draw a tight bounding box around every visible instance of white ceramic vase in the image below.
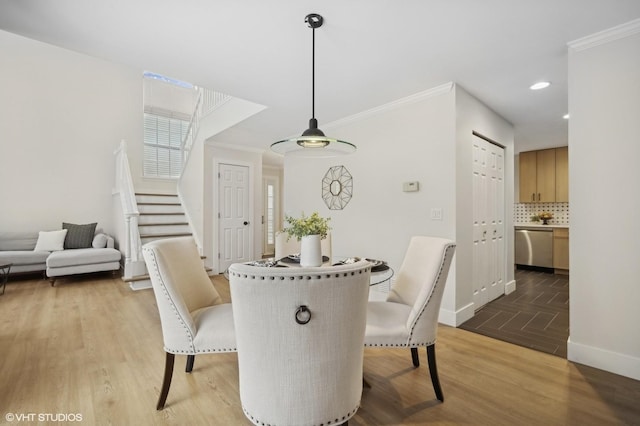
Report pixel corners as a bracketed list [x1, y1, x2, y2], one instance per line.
[300, 234, 322, 267]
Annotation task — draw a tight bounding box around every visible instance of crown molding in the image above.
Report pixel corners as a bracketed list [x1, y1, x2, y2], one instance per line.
[206, 141, 265, 154]
[568, 18, 640, 52]
[323, 82, 454, 130]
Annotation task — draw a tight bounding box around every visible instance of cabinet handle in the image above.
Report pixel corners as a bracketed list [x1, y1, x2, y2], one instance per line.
[538, 193, 541, 201]
[532, 193, 535, 202]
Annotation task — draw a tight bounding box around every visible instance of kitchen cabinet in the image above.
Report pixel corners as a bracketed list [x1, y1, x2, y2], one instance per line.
[553, 228, 569, 272]
[555, 146, 569, 202]
[519, 147, 568, 203]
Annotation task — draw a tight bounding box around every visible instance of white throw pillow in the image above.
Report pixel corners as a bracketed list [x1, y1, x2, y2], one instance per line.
[92, 233, 108, 249]
[34, 229, 68, 252]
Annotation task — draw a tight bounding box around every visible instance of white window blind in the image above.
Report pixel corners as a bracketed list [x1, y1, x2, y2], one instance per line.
[143, 113, 189, 178]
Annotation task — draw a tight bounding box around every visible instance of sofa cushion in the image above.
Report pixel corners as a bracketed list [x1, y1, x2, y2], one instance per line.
[63, 222, 97, 249]
[47, 248, 121, 268]
[0, 250, 49, 266]
[34, 230, 68, 252]
[0, 232, 39, 251]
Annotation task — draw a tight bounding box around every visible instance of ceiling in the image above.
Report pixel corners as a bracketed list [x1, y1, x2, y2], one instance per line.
[2, 0, 640, 162]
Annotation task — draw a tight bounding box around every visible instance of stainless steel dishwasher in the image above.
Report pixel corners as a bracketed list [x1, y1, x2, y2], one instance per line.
[515, 228, 553, 268]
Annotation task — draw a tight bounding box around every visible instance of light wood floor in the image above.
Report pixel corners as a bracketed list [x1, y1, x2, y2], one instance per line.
[1, 274, 639, 425]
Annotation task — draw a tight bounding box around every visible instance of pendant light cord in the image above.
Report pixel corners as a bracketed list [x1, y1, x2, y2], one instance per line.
[311, 25, 316, 120]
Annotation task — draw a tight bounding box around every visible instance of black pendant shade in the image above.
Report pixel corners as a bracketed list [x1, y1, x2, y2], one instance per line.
[271, 13, 356, 157]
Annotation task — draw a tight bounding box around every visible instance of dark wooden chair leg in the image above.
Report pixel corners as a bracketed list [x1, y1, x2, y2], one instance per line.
[362, 377, 371, 389]
[186, 355, 195, 373]
[427, 344, 444, 402]
[157, 352, 175, 410]
[411, 347, 420, 367]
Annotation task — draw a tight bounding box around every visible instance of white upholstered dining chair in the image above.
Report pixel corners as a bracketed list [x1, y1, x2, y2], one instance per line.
[142, 237, 236, 410]
[364, 236, 456, 402]
[228, 260, 371, 426]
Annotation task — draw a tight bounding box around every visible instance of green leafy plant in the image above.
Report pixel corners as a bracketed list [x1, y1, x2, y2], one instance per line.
[283, 212, 331, 241]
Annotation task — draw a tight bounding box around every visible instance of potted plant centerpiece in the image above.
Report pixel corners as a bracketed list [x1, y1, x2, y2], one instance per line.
[283, 212, 331, 267]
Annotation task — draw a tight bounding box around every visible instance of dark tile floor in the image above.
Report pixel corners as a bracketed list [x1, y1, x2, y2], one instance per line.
[459, 268, 569, 358]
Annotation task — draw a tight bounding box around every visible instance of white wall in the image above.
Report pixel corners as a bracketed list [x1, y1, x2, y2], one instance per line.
[0, 30, 142, 238]
[567, 24, 640, 380]
[143, 77, 197, 117]
[454, 86, 515, 324]
[284, 84, 457, 272]
[179, 98, 266, 257]
[283, 83, 513, 326]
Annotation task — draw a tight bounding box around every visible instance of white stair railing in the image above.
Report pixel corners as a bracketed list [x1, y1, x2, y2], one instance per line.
[114, 140, 142, 271]
[180, 87, 232, 169]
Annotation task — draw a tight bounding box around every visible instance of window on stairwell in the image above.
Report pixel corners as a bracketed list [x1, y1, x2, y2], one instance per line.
[142, 71, 198, 179]
[143, 112, 189, 178]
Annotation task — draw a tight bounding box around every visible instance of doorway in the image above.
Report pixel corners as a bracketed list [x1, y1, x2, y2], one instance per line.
[472, 133, 506, 310]
[262, 175, 279, 257]
[217, 163, 252, 272]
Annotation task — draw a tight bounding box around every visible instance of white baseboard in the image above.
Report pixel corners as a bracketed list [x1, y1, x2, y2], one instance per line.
[439, 302, 475, 327]
[123, 260, 147, 279]
[128, 279, 152, 291]
[567, 337, 640, 381]
[505, 279, 516, 295]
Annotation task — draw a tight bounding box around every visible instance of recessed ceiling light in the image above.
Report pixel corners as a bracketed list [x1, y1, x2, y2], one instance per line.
[563, 114, 570, 119]
[530, 81, 551, 90]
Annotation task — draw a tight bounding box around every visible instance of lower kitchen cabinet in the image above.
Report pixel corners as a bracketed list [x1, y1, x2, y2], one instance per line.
[553, 228, 570, 272]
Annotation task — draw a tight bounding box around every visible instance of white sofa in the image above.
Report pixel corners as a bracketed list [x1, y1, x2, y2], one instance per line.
[0, 231, 121, 285]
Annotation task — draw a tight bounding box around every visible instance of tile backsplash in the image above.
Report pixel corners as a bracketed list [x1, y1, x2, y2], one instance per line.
[514, 202, 569, 224]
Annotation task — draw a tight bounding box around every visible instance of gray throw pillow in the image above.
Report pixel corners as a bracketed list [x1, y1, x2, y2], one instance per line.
[62, 222, 97, 249]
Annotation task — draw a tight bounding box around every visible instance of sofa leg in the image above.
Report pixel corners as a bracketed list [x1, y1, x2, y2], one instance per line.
[49, 278, 56, 287]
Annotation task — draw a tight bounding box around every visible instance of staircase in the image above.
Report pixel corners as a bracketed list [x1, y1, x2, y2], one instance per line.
[124, 192, 193, 290]
[136, 193, 192, 244]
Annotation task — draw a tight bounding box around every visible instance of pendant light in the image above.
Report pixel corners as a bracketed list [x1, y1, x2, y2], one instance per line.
[270, 13, 356, 157]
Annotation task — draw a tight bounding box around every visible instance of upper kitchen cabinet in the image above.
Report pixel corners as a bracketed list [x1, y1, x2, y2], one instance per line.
[519, 148, 557, 202]
[555, 146, 569, 202]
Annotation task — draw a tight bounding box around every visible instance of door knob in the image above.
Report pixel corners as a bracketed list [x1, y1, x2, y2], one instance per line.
[243, 221, 250, 225]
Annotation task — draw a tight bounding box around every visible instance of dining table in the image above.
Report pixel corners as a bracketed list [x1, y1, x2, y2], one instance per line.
[239, 255, 395, 288]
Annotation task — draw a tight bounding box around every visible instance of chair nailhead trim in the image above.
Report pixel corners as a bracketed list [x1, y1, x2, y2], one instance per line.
[243, 404, 359, 426]
[227, 266, 371, 282]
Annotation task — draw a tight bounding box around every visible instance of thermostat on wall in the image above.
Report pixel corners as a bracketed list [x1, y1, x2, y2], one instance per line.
[402, 181, 419, 192]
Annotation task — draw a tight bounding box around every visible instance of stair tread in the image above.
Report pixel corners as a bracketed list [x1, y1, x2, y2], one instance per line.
[140, 232, 193, 238]
[135, 193, 178, 197]
[138, 222, 189, 226]
[137, 202, 181, 206]
[139, 212, 185, 216]
[124, 266, 212, 283]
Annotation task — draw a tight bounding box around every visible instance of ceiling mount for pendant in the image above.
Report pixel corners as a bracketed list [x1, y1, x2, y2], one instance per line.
[270, 13, 356, 158]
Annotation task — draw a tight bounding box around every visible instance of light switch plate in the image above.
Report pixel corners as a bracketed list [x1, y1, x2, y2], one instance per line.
[431, 208, 443, 220]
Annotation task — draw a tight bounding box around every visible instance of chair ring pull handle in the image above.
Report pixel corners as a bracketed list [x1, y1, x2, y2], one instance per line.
[295, 305, 311, 325]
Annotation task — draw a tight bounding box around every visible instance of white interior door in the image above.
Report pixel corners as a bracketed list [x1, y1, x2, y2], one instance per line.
[218, 163, 251, 272]
[472, 135, 505, 309]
